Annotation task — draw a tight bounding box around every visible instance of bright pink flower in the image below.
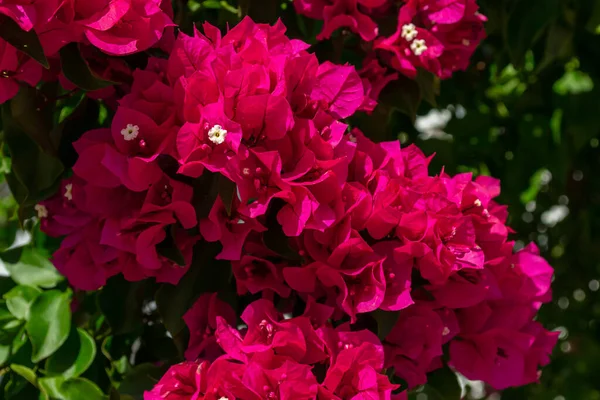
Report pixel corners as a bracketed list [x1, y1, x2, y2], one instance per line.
[52, 221, 121, 291]
[75, 0, 174, 55]
[385, 304, 445, 388]
[232, 254, 292, 297]
[176, 104, 243, 179]
[242, 359, 319, 400]
[375, 0, 486, 79]
[199, 196, 266, 261]
[312, 61, 364, 119]
[72, 128, 163, 191]
[144, 361, 205, 400]
[237, 299, 307, 361]
[183, 293, 237, 361]
[490, 242, 554, 303]
[317, 0, 380, 42]
[322, 342, 398, 399]
[0, 38, 42, 104]
[99, 176, 197, 284]
[373, 241, 413, 312]
[0, 0, 62, 31]
[359, 57, 399, 113]
[319, 322, 384, 365]
[284, 237, 386, 322]
[449, 326, 554, 390]
[38, 178, 94, 237]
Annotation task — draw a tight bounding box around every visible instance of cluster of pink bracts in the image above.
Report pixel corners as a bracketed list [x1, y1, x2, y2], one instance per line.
[0, 0, 557, 398]
[294, 0, 486, 80]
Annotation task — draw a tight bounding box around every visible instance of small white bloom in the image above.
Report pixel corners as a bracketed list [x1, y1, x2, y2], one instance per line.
[120, 124, 139, 141]
[348, 133, 357, 143]
[462, 39, 471, 46]
[64, 183, 73, 201]
[401, 23, 418, 41]
[473, 199, 482, 207]
[410, 39, 427, 56]
[207, 124, 227, 145]
[442, 326, 450, 336]
[34, 204, 48, 219]
[218, 397, 229, 400]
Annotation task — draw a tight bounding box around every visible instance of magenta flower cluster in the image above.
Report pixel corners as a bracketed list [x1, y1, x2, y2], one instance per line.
[0, 0, 557, 397]
[0, 0, 174, 104]
[294, 0, 486, 80]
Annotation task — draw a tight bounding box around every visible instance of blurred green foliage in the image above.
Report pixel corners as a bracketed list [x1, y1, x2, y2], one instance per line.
[0, 0, 599, 399]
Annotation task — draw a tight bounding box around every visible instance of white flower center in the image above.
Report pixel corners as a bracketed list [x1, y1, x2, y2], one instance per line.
[218, 397, 229, 400]
[120, 124, 139, 141]
[462, 39, 471, 46]
[442, 326, 450, 336]
[64, 183, 73, 201]
[473, 199, 482, 207]
[401, 23, 418, 41]
[410, 39, 428, 56]
[348, 133, 357, 143]
[208, 124, 227, 145]
[34, 204, 48, 219]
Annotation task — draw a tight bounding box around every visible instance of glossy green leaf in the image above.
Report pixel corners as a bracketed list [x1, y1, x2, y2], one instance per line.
[1, 103, 64, 211]
[0, 15, 49, 68]
[59, 378, 105, 400]
[4, 285, 42, 320]
[98, 277, 145, 335]
[379, 76, 421, 123]
[10, 364, 38, 388]
[415, 366, 461, 400]
[5, 249, 64, 289]
[26, 290, 71, 362]
[372, 309, 400, 341]
[59, 43, 117, 91]
[506, 0, 559, 66]
[218, 175, 236, 216]
[38, 376, 65, 399]
[45, 328, 96, 379]
[9, 86, 57, 155]
[119, 363, 168, 399]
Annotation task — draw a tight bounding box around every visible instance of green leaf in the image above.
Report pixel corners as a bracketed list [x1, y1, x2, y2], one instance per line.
[156, 225, 186, 267]
[0, 343, 10, 365]
[416, 366, 461, 400]
[109, 387, 136, 400]
[4, 285, 42, 320]
[218, 175, 236, 216]
[9, 86, 57, 155]
[372, 309, 400, 340]
[119, 363, 168, 399]
[416, 69, 439, 108]
[45, 328, 96, 379]
[5, 249, 64, 289]
[0, 15, 49, 68]
[38, 376, 65, 399]
[536, 24, 573, 73]
[506, 0, 559, 66]
[59, 43, 117, 91]
[59, 378, 105, 400]
[379, 76, 421, 123]
[10, 364, 38, 388]
[26, 290, 71, 362]
[98, 277, 145, 335]
[2, 103, 64, 210]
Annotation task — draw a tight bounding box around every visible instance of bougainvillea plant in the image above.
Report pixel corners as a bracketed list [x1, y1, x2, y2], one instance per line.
[0, 0, 558, 399]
